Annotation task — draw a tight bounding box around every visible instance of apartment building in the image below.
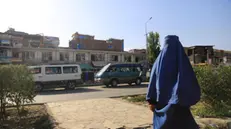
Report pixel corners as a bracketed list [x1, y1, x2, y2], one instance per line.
[0, 28, 61, 64]
[184, 45, 214, 64]
[4, 28, 59, 48]
[5, 47, 145, 66]
[69, 32, 124, 52]
[0, 33, 12, 64]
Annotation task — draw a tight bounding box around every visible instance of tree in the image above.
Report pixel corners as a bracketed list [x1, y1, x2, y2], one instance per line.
[0, 65, 35, 121]
[147, 32, 161, 64]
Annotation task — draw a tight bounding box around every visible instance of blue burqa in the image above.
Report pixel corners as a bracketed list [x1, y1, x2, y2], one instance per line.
[146, 35, 201, 129]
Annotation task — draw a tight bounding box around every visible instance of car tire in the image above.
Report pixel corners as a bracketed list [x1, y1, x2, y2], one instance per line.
[111, 79, 118, 87]
[135, 78, 142, 85]
[66, 81, 76, 90]
[35, 83, 43, 92]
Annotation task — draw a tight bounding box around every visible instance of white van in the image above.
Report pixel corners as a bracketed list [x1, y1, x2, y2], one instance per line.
[28, 64, 83, 91]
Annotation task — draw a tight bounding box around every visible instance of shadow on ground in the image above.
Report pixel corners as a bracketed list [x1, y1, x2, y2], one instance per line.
[102, 84, 148, 89]
[37, 87, 102, 95]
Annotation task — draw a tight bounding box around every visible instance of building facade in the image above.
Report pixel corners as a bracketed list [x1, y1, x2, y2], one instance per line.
[0, 28, 61, 64]
[3, 28, 59, 48]
[5, 47, 146, 66]
[69, 32, 124, 52]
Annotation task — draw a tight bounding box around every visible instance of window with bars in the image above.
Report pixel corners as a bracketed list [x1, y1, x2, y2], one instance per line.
[42, 52, 52, 61]
[23, 51, 35, 60]
[60, 52, 69, 61]
[76, 53, 85, 61]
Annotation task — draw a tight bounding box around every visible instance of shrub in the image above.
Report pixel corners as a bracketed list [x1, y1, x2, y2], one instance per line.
[193, 66, 231, 117]
[0, 65, 35, 120]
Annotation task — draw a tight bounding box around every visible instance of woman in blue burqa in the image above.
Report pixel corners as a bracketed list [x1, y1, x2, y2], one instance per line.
[146, 35, 201, 129]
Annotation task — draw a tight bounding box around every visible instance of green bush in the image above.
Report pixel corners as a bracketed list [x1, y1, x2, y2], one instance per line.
[0, 65, 35, 120]
[193, 66, 231, 117]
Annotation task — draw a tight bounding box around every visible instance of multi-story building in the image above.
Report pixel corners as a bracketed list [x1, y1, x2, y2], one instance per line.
[7, 47, 146, 66]
[184, 46, 231, 65]
[0, 32, 12, 64]
[184, 45, 214, 64]
[69, 32, 124, 52]
[4, 28, 59, 48]
[0, 28, 61, 64]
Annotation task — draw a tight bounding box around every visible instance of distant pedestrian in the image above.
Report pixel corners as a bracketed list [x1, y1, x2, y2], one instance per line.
[146, 35, 201, 129]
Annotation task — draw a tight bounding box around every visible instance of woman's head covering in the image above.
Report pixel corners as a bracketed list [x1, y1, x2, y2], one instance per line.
[146, 35, 201, 106]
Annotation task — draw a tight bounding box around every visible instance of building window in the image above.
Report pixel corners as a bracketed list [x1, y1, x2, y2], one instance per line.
[0, 49, 8, 57]
[45, 67, 62, 74]
[63, 66, 78, 74]
[42, 52, 52, 61]
[12, 52, 20, 58]
[109, 55, 118, 62]
[187, 49, 193, 56]
[76, 53, 85, 61]
[124, 55, 131, 62]
[23, 51, 35, 60]
[60, 52, 69, 61]
[135, 57, 139, 62]
[91, 54, 105, 61]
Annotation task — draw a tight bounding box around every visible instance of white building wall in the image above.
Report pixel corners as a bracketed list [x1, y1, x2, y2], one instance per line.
[69, 52, 74, 62]
[56, 51, 60, 61]
[118, 54, 121, 62]
[121, 54, 125, 62]
[131, 55, 135, 62]
[37, 51, 42, 61]
[104, 53, 108, 62]
[52, 51, 56, 61]
[35, 51, 38, 60]
[85, 53, 89, 61]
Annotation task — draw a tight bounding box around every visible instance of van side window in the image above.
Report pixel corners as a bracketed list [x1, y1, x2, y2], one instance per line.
[45, 67, 62, 74]
[107, 66, 117, 72]
[63, 66, 78, 74]
[30, 67, 41, 74]
[120, 67, 130, 72]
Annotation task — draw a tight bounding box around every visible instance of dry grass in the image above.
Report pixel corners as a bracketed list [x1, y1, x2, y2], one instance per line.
[0, 104, 57, 129]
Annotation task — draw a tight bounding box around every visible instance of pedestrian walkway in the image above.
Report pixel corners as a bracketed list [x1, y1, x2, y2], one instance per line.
[46, 98, 153, 129]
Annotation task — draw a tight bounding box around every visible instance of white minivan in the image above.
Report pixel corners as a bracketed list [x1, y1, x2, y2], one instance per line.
[28, 64, 83, 91]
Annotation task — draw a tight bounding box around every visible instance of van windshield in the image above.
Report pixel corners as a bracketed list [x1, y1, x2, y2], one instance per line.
[96, 63, 111, 76]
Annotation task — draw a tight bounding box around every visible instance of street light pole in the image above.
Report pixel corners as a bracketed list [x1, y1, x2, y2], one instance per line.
[145, 17, 152, 63]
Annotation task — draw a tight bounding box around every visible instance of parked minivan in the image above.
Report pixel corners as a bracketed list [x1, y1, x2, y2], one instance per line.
[28, 64, 82, 91]
[94, 63, 145, 87]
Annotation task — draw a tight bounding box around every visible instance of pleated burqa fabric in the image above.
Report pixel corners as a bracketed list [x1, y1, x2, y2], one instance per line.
[146, 35, 201, 129]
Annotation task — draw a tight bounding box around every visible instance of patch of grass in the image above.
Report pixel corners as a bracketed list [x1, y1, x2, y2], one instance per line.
[122, 95, 146, 103]
[202, 124, 228, 129]
[0, 104, 56, 129]
[191, 102, 231, 118]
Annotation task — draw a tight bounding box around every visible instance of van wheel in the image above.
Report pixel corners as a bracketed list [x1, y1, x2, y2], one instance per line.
[111, 79, 118, 87]
[66, 81, 76, 90]
[135, 78, 142, 85]
[105, 84, 110, 87]
[35, 83, 43, 92]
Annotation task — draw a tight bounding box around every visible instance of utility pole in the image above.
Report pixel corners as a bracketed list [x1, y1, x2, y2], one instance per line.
[145, 17, 152, 70]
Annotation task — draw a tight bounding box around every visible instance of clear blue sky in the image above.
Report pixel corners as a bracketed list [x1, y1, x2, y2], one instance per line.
[0, 0, 230, 51]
